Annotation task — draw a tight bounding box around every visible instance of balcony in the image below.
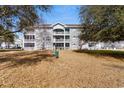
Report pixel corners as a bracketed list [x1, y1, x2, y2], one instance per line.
[53, 29, 64, 35]
[54, 39, 64, 42]
[65, 39, 70, 42]
[53, 32, 64, 35]
[53, 39, 70, 42]
[53, 32, 70, 35]
[24, 39, 35, 42]
[65, 31, 70, 34]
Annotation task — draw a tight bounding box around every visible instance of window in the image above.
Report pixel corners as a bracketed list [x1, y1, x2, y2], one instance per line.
[24, 43, 35, 47]
[72, 43, 76, 45]
[24, 35, 29, 39]
[65, 43, 70, 47]
[65, 36, 70, 39]
[65, 28, 70, 34]
[88, 43, 95, 47]
[46, 36, 51, 41]
[65, 28, 70, 31]
[53, 43, 64, 47]
[73, 35, 78, 39]
[24, 35, 35, 40]
[32, 35, 35, 39]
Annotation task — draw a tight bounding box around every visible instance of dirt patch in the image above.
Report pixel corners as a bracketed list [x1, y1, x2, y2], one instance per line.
[0, 50, 124, 88]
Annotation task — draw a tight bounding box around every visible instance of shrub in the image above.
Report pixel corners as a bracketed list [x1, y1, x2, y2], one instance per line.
[74, 50, 124, 58]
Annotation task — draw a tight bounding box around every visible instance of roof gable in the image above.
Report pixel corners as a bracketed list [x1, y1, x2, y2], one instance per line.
[52, 23, 65, 30]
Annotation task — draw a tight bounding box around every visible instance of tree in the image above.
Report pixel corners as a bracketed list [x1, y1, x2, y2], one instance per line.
[0, 36, 4, 48]
[36, 25, 52, 50]
[0, 5, 52, 47]
[0, 5, 52, 33]
[79, 6, 124, 43]
[0, 29, 15, 48]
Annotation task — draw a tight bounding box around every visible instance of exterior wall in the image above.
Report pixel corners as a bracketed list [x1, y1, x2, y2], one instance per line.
[14, 39, 23, 48]
[35, 28, 53, 50]
[23, 31, 36, 50]
[23, 23, 124, 51]
[70, 28, 80, 50]
[81, 41, 124, 50]
[23, 23, 81, 50]
[0, 38, 23, 49]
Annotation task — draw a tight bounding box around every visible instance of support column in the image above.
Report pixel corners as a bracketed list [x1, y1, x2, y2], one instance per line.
[64, 29, 65, 50]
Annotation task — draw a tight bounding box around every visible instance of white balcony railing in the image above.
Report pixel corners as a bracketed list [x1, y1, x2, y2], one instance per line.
[24, 39, 35, 42]
[53, 39, 70, 42]
[65, 32, 70, 34]
[53, 32, 70, 34]
[65, 39, 70, 42]
[54, 39, 64, 42]
[53, 32, 64, 34]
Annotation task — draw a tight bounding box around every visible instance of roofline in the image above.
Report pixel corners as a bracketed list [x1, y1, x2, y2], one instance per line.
[52, 23, 66, 27]
[33, 23, 82, 28]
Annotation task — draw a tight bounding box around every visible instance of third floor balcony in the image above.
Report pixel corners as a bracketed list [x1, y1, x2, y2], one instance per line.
[53, 32, 64, 34]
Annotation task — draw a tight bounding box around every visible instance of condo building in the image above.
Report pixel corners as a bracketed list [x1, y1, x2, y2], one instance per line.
[23, 23, 81, 50]
[23, 23, 124, 50]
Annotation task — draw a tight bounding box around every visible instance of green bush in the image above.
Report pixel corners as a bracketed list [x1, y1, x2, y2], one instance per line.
[75, 50, 124, 58]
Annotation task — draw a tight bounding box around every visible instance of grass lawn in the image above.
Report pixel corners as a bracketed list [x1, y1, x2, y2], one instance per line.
[0, 50, 124, 88]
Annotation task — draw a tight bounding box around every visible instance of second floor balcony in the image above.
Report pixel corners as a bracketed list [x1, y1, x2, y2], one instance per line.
[54, 39, 64, 42]
[53, 39, 70, 42]
[65, 39, 70, 42]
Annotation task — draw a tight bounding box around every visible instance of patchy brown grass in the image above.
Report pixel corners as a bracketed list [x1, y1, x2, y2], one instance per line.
[0, 50, 124, 88]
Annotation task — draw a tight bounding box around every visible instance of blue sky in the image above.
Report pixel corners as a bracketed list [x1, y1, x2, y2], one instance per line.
[42, 5, 80, 24]
[18, 5, 81, 38]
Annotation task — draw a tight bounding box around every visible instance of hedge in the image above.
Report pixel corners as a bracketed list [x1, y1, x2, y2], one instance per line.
[74, 50, 124, 58]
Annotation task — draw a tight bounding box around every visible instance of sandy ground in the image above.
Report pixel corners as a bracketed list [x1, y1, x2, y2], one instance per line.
[0, 50, 124, 88]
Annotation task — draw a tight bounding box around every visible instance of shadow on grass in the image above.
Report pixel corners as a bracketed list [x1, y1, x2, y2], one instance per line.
[0, 49, 22, 52]
[0, 51, 54, 71]
[102, 63, 124, 70]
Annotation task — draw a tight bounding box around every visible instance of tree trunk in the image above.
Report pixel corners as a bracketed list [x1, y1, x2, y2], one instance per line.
[79, 41, 85, 50]
[0, 43, 1, 48]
